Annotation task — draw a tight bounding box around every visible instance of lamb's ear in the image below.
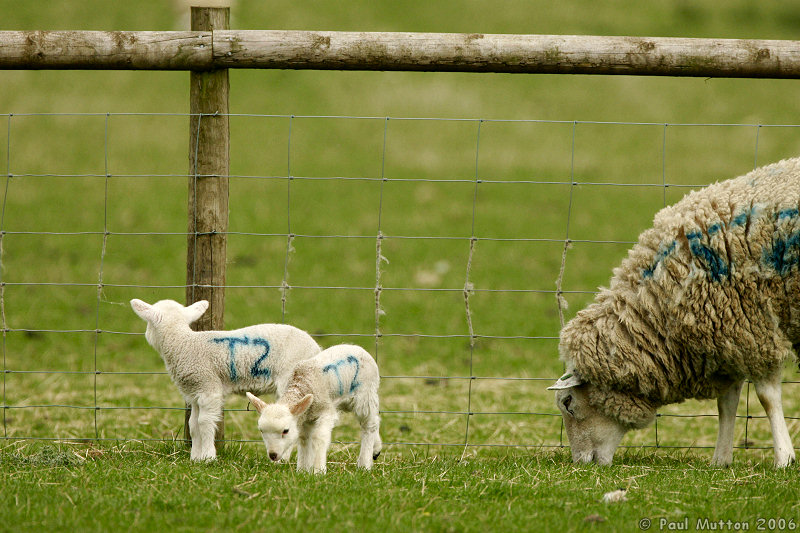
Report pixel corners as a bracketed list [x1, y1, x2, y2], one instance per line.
[290, 394, 313, 416]
[184, 300, 209, 324]
[246, 392, 268, 414]
[130, 299, 161, 324]
[547, 372, 584, 390]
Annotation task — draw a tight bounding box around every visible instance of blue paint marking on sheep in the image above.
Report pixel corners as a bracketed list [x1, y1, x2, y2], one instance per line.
[762, 207, 800, 276]
[211, 336, 271, 382]
[322, 355, 361, 396]
[686, 230, 729, 282]
[642, 240, 677, 279]
[763, 230, 800, 276]
[212, 336, 249, 381]
[250, 338, 272, 379]
[642, 205, 800, 282]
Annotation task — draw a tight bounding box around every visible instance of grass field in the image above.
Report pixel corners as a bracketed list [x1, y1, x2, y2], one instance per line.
[2, 1, 800, 531]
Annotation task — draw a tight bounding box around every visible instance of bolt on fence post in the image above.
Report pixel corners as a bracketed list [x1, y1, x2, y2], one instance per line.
[186, 5, 230, 452]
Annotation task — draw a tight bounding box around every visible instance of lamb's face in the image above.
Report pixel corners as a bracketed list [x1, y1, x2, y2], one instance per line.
[256, 404, 299, 462]
[553, 384, 628, 465]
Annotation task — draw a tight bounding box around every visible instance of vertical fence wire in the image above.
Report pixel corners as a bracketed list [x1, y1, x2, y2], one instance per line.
[90, 113, 112, 439]
[554, 121, 579, 448]
[281, 115, 294, 322]
[661, 123, 668, 208]
[189, 113, 203, 304]
[743, 123, 764, 450]
[1, 114, 10, 438]
[374, 117, 390, 363]
[460, 119, 482, 459]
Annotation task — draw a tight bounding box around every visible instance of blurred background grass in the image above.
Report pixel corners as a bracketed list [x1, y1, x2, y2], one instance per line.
[1, 0, 799, 458]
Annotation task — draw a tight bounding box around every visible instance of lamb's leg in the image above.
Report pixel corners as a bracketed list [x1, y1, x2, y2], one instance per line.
[754, 371, 796, 468]
[308, 415, 336, 474]
[192, 394, 224, 461]
[296, 434, 313, 471]
[354, 387, 382, 468]
[188, 400, 201, 459]
[711, 380, 743, 467]
[356, 412, 381, 469]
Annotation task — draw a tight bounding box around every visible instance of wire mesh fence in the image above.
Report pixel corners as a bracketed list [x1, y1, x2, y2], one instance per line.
[2, 112, 799, 456]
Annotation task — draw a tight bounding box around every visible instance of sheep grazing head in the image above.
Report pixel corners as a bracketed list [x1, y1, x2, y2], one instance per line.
[246, 392, 313, 463]
[548, 372, 629, 465]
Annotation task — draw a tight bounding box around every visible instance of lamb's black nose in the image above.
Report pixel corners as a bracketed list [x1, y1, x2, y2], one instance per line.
[269, 452, 278, 461]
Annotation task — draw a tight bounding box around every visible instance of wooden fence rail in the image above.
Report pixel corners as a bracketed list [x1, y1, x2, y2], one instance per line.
[2, 30, 800, 78]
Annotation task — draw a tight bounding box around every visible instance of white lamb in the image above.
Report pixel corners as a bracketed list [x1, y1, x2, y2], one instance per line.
[246, 344, 382, 473]
[130, 298, 321, 461]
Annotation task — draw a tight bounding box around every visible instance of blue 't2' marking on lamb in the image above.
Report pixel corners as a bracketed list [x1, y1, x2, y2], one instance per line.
[322, 355, 361, 396]
[211, 336, 271, 382]
[249, 338, 271, 379]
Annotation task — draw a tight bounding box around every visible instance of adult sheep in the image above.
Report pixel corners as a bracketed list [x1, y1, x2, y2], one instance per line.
[549, 157, 800, 467]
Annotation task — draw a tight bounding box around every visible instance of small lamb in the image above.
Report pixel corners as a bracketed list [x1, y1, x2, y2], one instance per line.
[130, 298, 321, 461]
[246, 344, 382, 473]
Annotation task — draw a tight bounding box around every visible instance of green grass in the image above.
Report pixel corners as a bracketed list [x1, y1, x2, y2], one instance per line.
[2, 0, 800, 530]
[2, 443, 799, 533]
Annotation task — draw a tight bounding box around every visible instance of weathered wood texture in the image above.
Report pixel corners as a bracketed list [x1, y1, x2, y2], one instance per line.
[0, 31, 210, 69]
[1, 30, 800, 78]
[214, 32, 800, 78]
[185, 7, 230, 450]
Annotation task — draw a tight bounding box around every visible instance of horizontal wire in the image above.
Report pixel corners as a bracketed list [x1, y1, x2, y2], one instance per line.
[5, 111, 800, 128]
[0, 434, 778, 451]
[1, 404, 790, 423]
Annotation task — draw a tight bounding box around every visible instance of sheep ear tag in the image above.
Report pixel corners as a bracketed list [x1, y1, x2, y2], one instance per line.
[547, 373, 583, 390]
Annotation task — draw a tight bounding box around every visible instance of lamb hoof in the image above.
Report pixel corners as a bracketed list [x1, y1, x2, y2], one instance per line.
[373, 451, 381, 460]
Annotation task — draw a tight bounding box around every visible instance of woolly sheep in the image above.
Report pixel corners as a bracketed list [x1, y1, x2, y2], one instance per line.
[130, 298, 321, 461]
[246, 344, 382, 473]
[549, 157, 800, 467]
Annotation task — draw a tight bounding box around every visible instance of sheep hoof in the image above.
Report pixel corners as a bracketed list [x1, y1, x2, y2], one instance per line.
[373, 451, 381, 460]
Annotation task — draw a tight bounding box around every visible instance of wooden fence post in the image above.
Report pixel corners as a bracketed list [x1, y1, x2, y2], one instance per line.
[185, 6, 230, 451]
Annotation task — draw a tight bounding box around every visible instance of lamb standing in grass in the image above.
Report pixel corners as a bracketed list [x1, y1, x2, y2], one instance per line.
[549, 157, 800, 467]
[246, 344, 382, 473]
[130, 298, 321, 461]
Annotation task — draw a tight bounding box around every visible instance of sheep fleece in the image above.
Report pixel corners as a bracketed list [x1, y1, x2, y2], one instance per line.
[561, 157, 800, 426]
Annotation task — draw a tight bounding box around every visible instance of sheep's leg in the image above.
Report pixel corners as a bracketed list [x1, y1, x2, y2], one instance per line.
[754, 371, 796, 468]
[309, 415, 336, 474]
[354, 387, 382, 468]
[188, 400, 202, 459]
[711, 380, 743, 467]
[192, 394, 223, 461]
[296, 433, 314, 471]
[280, 442, 296, 463]
[356, 413, 381, 469]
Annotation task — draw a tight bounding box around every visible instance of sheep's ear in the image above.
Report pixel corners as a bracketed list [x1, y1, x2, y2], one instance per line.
[246, 392, 267, 414]
[547, 372, 584, 390]
[290, 394, 313, 416]
[184, 300, 209, 324]
[130, 299, 161, 324]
